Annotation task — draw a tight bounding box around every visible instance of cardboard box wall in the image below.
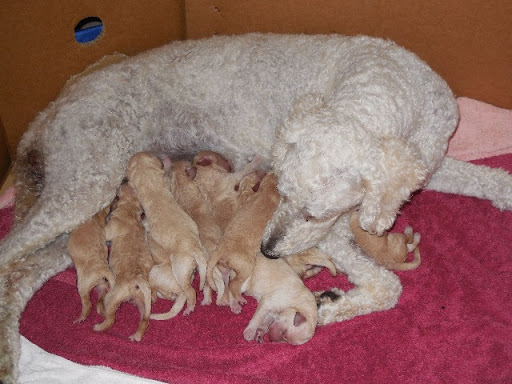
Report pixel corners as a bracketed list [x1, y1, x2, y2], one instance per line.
[1, 0, 511, 180]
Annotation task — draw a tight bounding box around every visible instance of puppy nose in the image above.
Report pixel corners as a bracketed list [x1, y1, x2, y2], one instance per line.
[260, 242, 280, 259]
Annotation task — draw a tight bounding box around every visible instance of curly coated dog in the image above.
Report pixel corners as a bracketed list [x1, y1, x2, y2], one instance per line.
[2, 33, 512, 382]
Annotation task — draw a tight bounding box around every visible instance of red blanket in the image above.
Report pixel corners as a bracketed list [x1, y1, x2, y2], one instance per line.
[2, 154, 511, 383]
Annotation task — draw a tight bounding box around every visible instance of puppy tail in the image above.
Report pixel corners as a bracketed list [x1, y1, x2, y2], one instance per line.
[426, 156, 512, 212]
[150, 293, 187, 320]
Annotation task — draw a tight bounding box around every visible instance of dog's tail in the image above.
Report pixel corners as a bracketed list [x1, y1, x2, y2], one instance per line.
[12, 133, 45, 223]
[426, 156, 512, 211]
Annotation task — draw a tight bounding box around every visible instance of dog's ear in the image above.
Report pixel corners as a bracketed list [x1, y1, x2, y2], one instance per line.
[293, 312, 307, 326]
[273, 93, 327, 166]
[359, 138, 428, 235]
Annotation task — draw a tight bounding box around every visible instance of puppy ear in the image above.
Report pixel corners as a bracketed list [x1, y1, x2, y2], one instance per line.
[293, 312, 307, 326]
[359, 138, 428, 235]
[186, 166, 197, 179]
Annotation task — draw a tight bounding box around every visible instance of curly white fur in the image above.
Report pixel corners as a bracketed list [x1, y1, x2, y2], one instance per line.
[2, 33, 512, 383]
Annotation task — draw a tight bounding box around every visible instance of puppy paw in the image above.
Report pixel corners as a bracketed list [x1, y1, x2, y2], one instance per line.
[243, 326, 256, 342]
[230, 301, 243, 314]
[129, 333, 142, 342]
[183, 307, 194, 316]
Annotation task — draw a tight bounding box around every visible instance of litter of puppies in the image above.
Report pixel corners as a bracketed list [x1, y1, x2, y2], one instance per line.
[70, 150, 420, 344]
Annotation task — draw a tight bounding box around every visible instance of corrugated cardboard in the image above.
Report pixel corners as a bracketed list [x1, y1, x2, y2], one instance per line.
[0, 0, 185, 158]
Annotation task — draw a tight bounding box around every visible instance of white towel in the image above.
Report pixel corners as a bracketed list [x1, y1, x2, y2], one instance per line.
[19, 336, 165, 384]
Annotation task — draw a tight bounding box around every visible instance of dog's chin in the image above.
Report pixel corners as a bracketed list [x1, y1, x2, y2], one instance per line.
[260, 237, 312, 259]
[261, 220, 336, 259]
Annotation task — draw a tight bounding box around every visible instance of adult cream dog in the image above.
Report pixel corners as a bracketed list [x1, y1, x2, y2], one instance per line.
[2, 33, 512, 382]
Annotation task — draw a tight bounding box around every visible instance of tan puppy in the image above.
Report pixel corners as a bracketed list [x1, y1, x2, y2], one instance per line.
[126, 152, 207, 317]
[350, 211, 421, 271]
[68, 207, 114, 323]
[94, 184, 153, 341]
[169, 160, 225, 306]
[242, 255, 318, 345]
[207, 171, 275, 313]
[170, 160, 222, 255]
[193, 150, 262, 232]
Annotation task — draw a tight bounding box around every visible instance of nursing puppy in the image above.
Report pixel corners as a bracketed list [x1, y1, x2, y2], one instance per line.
[126, 152, 207, 316]
[94, 184, 153, 342]
[68, 207, 114, 323]
[169, 160, 225, 306]
[207, 171, 274, 313]
[193, 151, 262, 232]
[350, 211, 421, 271]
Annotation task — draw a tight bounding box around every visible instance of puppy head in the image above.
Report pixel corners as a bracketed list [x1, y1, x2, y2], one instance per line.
[171, 160, 197, 180]
[116, 184, 139, 206]
[193, 150, 232, 172]
[267, 307, 317, 345]
[126, 152, 164, 185]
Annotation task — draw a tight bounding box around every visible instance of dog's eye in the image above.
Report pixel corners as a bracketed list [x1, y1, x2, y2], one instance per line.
[302, 208, 315, 222]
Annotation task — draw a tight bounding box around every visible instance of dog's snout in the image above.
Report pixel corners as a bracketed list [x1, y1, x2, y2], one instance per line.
[261, 239, 280, 259]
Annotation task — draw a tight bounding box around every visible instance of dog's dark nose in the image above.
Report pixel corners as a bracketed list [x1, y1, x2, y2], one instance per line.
[260, 242, 280, 259]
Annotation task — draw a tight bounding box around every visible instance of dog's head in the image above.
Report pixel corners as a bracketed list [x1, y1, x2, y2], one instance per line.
[261, 93, 427, 258]
[261, 97, 366, 257]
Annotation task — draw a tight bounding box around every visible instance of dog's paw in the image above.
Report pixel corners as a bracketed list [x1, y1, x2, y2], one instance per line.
[358, 210, 394, 236]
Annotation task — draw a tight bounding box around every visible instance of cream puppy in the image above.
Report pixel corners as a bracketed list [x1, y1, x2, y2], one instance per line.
[350, 210, 421, 271]
[126, 152, 207, 316]
[94, 184, 153, 341]
[68, 207, 114, 323]
[242, 255, 318, 345]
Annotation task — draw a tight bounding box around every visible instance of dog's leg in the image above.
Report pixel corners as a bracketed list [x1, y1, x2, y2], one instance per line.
[426, 156, 512, 211]
[0, 183, 118, 269]
[315, 216, 402, 326]
[0, 234, 70, 384]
